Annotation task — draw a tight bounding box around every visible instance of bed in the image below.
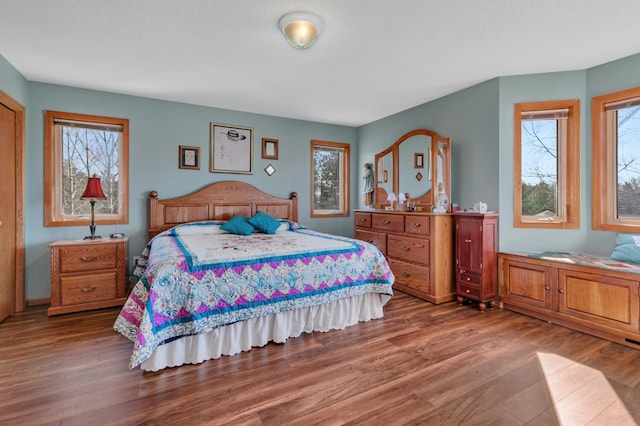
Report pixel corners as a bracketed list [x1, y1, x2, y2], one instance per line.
[114, 181, 394, 371]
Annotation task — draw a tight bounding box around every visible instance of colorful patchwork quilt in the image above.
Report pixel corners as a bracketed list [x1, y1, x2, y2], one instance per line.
[114, 220, 394, 369]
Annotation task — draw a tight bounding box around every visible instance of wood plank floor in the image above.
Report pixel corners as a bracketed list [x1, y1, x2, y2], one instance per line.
[1, 292, 640, 425]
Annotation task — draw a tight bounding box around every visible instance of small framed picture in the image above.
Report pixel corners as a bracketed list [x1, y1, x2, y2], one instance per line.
[264, 164, 276, 176]
[179, 145, 200, 170]
[414, 152, 424, 169]
[262, 138, 279, 160]
[210, 123, 253, 174]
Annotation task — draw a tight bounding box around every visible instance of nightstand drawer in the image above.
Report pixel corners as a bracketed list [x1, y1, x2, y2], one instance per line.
[60, 272, 118, 305]
[59, 244, 117, 272]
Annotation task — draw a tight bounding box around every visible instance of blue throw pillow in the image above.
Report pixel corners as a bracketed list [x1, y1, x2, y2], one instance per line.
[220, 215, 254, 236]
[610, 234, 640, 263]
[249, 211, 281, 234]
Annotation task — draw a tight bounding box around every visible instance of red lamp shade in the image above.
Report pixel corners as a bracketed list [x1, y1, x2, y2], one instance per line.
[81, 175, 107, 201]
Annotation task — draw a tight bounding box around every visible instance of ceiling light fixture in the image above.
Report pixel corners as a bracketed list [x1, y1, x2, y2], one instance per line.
[278, 12, 323, 49]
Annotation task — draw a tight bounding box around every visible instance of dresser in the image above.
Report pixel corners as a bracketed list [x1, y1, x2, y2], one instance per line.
[48, 237, 128, 316]
[454, 213, 499, 311]
[354, 210, 454, 304]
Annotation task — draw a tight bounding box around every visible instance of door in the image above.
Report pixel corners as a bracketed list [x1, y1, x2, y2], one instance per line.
[457, 217, 483, 274]
[0, 102, 16, 321]
[0, 90, 23, 322]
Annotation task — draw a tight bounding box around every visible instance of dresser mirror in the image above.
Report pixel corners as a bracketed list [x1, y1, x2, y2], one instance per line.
[374, 129, 450, 211]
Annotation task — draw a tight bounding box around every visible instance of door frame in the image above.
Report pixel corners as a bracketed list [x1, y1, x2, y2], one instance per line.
[0, 89, 25, 313]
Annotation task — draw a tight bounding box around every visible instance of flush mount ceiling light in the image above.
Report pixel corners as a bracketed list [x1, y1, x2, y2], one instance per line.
[278, 12, 323, 49]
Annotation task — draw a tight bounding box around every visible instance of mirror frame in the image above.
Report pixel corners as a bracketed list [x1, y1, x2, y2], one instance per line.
[374, 129, 451, 211]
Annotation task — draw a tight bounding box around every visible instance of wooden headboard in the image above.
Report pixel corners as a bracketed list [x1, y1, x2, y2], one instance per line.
[148, 181, 298, 239]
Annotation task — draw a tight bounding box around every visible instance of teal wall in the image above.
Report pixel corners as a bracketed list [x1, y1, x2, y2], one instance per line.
[497, 70, 589, 253]
[3, 49, 640, 302]
[1, 64, 357, 300]
[357, 79, 501, 212]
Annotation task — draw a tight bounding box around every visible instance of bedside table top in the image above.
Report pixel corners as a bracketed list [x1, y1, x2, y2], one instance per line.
[49, 236, 129, 247]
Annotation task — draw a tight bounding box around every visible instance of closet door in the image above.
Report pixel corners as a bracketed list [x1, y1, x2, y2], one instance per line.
[0, 101, 17, 321]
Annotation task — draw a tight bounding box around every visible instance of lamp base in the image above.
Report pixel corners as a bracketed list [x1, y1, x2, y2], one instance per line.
[84, 235, 102, 240]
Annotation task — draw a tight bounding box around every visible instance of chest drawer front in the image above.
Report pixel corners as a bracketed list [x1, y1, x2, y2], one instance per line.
[354, 212, 372, 228]
[372, 213, 404, 233]
[60, 272, 118, 305]
[59, 244, 117, 272]
[355, 229, 387, 256]
[457, 282, 482, 300]
[404, 216, 430, 237]
[388, 235, 430, 265]
[458, 270, 481, 286]
[389, 259, 430, 292]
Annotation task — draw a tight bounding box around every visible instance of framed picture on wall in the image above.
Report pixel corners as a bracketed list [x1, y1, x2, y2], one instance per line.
[210, 123, 253, 174]
[178, 145, 200, 170]
[262, 138, 279, 160]
[414, 152, 424, 168]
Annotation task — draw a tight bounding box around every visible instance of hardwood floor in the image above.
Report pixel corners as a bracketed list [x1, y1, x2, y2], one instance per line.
[1, 291, 640, 425]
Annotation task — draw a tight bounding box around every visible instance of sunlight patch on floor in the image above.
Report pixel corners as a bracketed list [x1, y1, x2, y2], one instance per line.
[537, 352, 636, 425]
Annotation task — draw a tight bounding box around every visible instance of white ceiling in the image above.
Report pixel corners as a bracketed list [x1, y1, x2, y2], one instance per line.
[2, 0, 640, 127]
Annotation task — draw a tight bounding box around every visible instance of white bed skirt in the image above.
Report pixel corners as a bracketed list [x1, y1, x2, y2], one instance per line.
[141, 292, 392, 372]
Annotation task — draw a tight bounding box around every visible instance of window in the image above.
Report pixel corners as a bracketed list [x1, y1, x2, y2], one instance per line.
[44, 110, 129, 227]
[592, 87, 640, 232]
[513, 100, 580, 228]
[310, 140, 350, 217]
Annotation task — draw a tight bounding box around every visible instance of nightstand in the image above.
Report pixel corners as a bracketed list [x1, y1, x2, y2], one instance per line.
[48, 237, 128, 316]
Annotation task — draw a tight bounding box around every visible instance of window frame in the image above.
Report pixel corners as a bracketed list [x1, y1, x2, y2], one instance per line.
[513, 99, 580, 229]
[592, 86, 640, 232]
[310, 140, 350, 218]
[44, 110, 129, 227]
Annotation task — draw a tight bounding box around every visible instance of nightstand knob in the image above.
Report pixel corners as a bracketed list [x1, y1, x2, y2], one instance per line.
[466, 277, 470, 281]
[466, 289, 471, 293]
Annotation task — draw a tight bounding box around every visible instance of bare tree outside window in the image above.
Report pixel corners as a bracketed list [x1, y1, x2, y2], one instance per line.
[616, 105, 640, 219]
[44, 110, 129, 227]
[513, 100, 579, 229]
[310, 140, 350, 217]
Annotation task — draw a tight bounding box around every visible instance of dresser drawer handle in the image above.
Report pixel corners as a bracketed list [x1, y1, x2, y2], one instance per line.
[81, 286, 97, 293]
[466, 277, 471, 281]
[401, 246, 410, 252]
[466, 289, 471, 293]
[465, 239, 471, 243]
[80, 256, 97, 262]
[382, 220, 390, 225]
[460, 269, 466, 273]
[367, 240, 374, 243]
[401, 272, 410, 277]
[359, 218, 366, 222]
[409, 222, 421, 228]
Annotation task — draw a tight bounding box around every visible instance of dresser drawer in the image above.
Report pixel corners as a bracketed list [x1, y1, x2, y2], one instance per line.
[404, 215, 430, 237]
[372, 213, 404, 233]
[355, 229, 387, 255]
[60, 271, 118, 305]
[59, 244, 117, 272]
[354, 212, 372, 228]
[388, 235, 430, 265]
[389, 259, 430, 293]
